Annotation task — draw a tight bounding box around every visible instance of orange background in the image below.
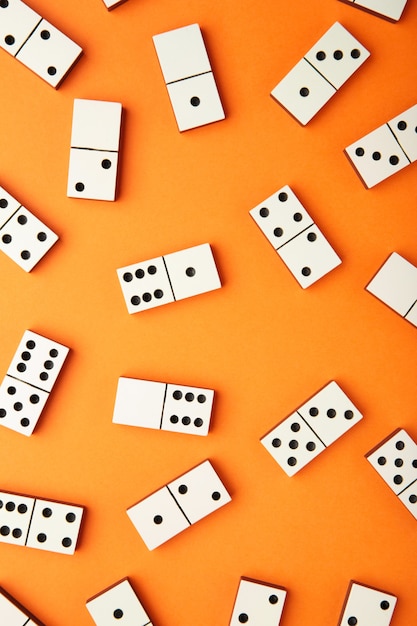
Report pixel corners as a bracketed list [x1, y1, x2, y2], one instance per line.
[0, 0, 416, 624]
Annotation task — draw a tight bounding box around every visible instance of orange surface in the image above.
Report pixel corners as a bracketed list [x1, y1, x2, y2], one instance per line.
[0, 1, 416, 625]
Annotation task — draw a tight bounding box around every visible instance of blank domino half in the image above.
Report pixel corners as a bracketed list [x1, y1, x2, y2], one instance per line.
[153, 23, 225, 131]
[339, 0, 408, 22]
[0, 586, 43, 625]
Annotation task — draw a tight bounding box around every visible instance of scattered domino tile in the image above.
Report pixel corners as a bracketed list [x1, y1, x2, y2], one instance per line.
[86, 578, 152, 626]
[0, 489, 84, 554]
[67, 99, 123, 201]
[249, 185, 341, 287]
[0, 0, 82, 88]
[366, 427, 417, 520]
[117, 243, 221, 313]
[229, 577, 287, 626]
[153, 23, 225, 131]
[345, 103, 417, 188]
[261, 381, 363, 476]
[365, 252, 417, 327]
[337, 581, 397, 625]
[127, 459, 231, 549]
[0, 330, 69, 436]
[271, 22, 370, 125]
[0, 585, 43, 625]
[113, 376, 214, 436]
[0, 185, 58, 272]
[339, 0, 408, 22]
[101, 0, 128, 9]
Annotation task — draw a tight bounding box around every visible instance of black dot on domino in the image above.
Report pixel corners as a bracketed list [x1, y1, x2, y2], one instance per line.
[102, 159, 112, 169]
[300, 87, 309, 97]
[75, 182, 85, 192]
[291, 422, 300, 433]
[377, 456, 386, 466]
[279, 192, 288, 202]
[155, 289, 164, 299]
[380, 601, 390, 610]
[18, 504, 27, 514]
[289, 439, 298, 450]
[355, 147, 365, 157]
[123, 272, 133, 282]
[182, 416, 191, 425]
[173, 390, 182, 400]
[0, 197, 8, 208]
[272, 438, 281, 448]
[372, 151, 381, 161]
[37, 232, 47, 242]
[42, 507, 52, 518]
[327, 408, 336, 418]
[5, 35, 14, 46]
[40, 30, 50, 40]
[170, 415, 179, 423]
[0, 409, 5, 417]
[62, 537, 72, 547]
[178, 485, 187, 495]
[13, 402, 22, 411]
[212, 491, 221, 501]
[269, 594, 278, 604]
[12, 528, 22, 538]
[136, 268, 145, 279]
[347, 618, 357, 626]
[197, 394, 206, 403]
[301, 267, 311, 276]
[397, 121, 407, 131]
[307, 232, 317, 242]
[396, 441, 405, 451]
[66, 512, 76, 523]
[7, 386, 16, 396]
[344, 410, 354, 420]
[0, 1, 10, 9]
[0, 526, 10, 536]
[186, 267, 196, 277]
[395, 458, 403, 467]
[47, 67, 57, 76]
[259, 207, 269, 217]
[274, 227, 283, 237]
[288, 457, 297, 467]
[6, 501, 15, 512]
[143, 292, 152, 303]
[409, 494, 417, 504]
[37, 533, 47, 543]
[389, 155, 399, 165]
[148, 265, 157, 275]
[153, 515, 163, 525]
[190, 96, 200, 107]
[17, 214, 27, 225]
[333, 49, 343, 60]
[21, 250, 31, 260]
[185, 393, 194, 402]
[114, 609, 124, 619]
[394, 475, 403, 485]
[2, 234, 11, 244]
[194, 418, 203, 427]
[316, 50, 326, 61]
[238, 614, 248, 623]
[306, 441, 316, 451]
[20, 418, 30, 427]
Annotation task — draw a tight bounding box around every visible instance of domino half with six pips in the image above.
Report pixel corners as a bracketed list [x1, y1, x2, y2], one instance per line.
[337, 581, 397, 626]
[0, 0, 82, 88]
[86, 578, 153, 626]
[261, 381, 363, 476]
[250, 185, 341, 287]
[339, 0, 408, 22]
[117, 243, 221, 313]
[0, 330, 69, 436]
[365, 252, 417, 328]
[67, 99, 123, 201]
[0, 586, 43, 626]
[127, 459, 231, 549]
[366, 428, 417, 520]
[0, 489, 84, 554]
[229, 577, 287, 626]
[0, 186, 58, 272]
[345, 103, 417, 188]
[113, 376, 214, 436]
[271, 22, 370, 125]
[153, 23, 225, 131]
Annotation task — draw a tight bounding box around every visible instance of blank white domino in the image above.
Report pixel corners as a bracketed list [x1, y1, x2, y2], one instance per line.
[0, 586, 43, 626]
[0, 489, 84, 554]
[339, 0, 408, 22]
[337, 581, 397, 626]
[0, 0, 82, 88]
[67, 99, 123, 201]
[113, 377, 214, 436]
[249, 185, 341, 288]
[261, 381, 362, 476]
[366, 252, 417, 326]
[0, 329, 69, 436]
[271, 22, 369, 125]
[153, 23, 225, 131]
[86, 578, 151, 626]
[117, 243, 221, 313]
[0, 185, 58, 272]
[101, 0, 127, 9]
[127, 459, 231, 550]
[229, 577, 287, 626]
[345, 103, 417, 188]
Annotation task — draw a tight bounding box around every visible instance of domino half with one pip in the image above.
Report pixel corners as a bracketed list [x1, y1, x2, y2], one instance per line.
[86, 578, 153, 626]
[366, 252, 417, 328]
[0, 489, 84, 554]
[0, 330, 69, 436]
[113, 376, 214, 436]
[366, 428, 417, 520]
[261, 381, 363, 476]
[0, 586, 43, 625]
[0, 186, 58, 272]
[271, 22, 370, 125]
[0, 0, 82, 88]
[67, 99, 123, 201]
[127, 459, 231, 550]
[337, 581, 397, 626]
[345, 103, 417, 188]
[117, 243, 221, 313]
[229, 577, 287, 626]
[153, 23, 225, 131]
[250, 185, 341, 288]
[339, 0, 408, 23]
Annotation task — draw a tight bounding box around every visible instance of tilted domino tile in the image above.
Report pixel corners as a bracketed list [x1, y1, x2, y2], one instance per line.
[0, 489, 84, 554]
[337, 581, 397, 626]
[345, 103, 417, 188]
[229, 577, 287, 626]
[117, 243, 221, 314]
[338, 0, 408, 22]
[153, 23, 225, 131]
[0, 330, 69, 436]
[86, 578, 152, 626]
[0, 586, 43, 626]
[271, 22, 369, 125]
[101, 0, 128, 9]
[127, 459, 231, 549]
[67, 99, 123, 201]
[366, 428, 417, 495]
[0, 186, 58, 272]
[112, 376, 214, 436]
[249, 185, 341, 287]
[261, 381, 362, 476]
[366, 252, 417, 325]
[0, 0, 82, 88]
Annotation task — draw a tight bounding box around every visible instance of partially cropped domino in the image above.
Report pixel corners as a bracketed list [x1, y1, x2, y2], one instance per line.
[0, 586, 43, 625]
[337, 581, 397, 625]
[339, 0, 408, 22]
[117, 243, 222, 313]
[229, 577, 287, 626]
[0, 0, 82, 88]
[101, 0, 128, 9]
